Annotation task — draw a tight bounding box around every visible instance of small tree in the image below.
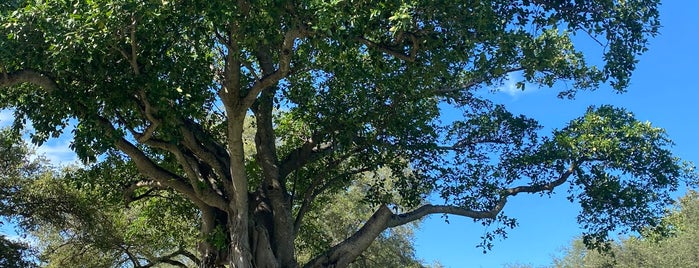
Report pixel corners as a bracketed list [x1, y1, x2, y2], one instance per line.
[0, 1, 694, 267]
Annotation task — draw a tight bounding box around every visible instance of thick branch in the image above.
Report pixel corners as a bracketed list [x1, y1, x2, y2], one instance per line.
[113, 135, 227, 210]
[279, 138, 333, 179]
[179, 123, 232, 191]
[0, 69, 58, 91]
[241, 27, 301, 109]
[303, 206, 394, 268]
[253, 43, 297, 266]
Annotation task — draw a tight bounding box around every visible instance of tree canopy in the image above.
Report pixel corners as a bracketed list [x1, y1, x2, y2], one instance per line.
[0, 0, 694, 267]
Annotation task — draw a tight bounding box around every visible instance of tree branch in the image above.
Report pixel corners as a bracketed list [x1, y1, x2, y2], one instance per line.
[123, 180, 164, 207]
[241, 27, 301, 109]
[503, 162, 577, 196]
[293, 165, 372, 236]
[139, 248, 195, 268]
[390, 162, 577, 227]
[0, 69, 58, 91]
[279, 138, 334, 179]
[304, 163, 578, 267]
[112, 130, 227, 210]
[356, 36, 417, 62]
[303, 206, 394, 268]
[129, 14, 140, 76]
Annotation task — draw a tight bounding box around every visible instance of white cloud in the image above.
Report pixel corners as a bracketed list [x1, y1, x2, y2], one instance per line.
[35, 140, 78, 164]
[497, 72, 539, 97]
[29, 124, 79, 165]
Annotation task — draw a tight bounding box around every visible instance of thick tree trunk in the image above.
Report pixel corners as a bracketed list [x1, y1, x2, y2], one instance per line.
[196, 198, 287, 268]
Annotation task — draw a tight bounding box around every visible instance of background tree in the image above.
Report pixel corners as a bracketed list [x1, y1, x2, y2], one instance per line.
[0, 0, 695, 267]
[553, 190, 699, 268]
[0, 128, 41, 268]
[0, 234, 34, 268]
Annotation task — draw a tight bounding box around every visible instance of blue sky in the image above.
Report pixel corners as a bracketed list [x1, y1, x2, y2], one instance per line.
[1, 1, 698, 267]
[415, 1, 699, 267]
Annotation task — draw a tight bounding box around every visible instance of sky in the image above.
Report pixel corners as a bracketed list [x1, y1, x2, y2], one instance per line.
[2, 1, 699, 267]
[414, 2, 699, 267]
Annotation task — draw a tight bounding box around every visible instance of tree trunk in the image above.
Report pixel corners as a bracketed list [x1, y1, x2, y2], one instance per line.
[196, 197, 287, 268]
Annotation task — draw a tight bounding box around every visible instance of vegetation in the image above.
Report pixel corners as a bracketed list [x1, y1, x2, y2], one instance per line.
[554, 190, 699, 268]
[0, 0, 695, 267]
[0, 127, 429, 267]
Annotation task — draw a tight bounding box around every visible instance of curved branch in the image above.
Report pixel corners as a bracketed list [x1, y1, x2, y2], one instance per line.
[123, 180, 164, 207]
[0, 69, 58, 91]
[388, 203, 503, 228]
[504, 162, 577, 196]
[113, 133, 227, 210]
[139, 248, 195, 268]
[303, 206, 394, 268]
[305, 163, 578, 267]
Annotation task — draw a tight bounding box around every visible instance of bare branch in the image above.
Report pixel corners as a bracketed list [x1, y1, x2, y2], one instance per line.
[304, 163, 577, 267]
[106, 119, 228, 210]
[390, 163, 577, 227]
[123, 180, 164, 207]
[388, 203, 502, 227]
[179, 122, 232, 194]
[117, 244, 141, 267]
[115, 138, 225, 208]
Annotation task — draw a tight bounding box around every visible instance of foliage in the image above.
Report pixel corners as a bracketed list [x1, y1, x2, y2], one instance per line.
[0, 0, 694, 267]
[2, 125, 428, 267]
[0, 127, 200, 267]
[0, 234, 34, 268]
[553, 190, 699, 268]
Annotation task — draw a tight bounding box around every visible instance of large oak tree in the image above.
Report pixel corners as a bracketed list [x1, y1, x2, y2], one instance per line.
[0, 0, 694, 267]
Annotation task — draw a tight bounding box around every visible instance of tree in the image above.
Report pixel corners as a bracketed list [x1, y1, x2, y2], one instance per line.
[0, 128, 40, 268]
[0, 0, 694, 267]
[554, 190, 699, 268]
[1, 125, 428, 267]
[0, 234, 34, 268]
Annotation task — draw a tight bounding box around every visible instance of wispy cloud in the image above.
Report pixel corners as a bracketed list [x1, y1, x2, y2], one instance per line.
[36, 124, 78, 165]
[35, 140, 78, 164]
[497, 72, 539, 98]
